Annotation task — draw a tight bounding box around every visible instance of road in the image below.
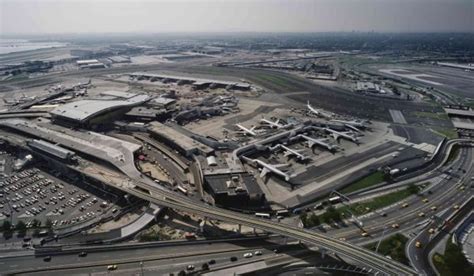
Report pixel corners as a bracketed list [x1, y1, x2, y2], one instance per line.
[1, 237, 300, 275]
[406, 196, 474, 275]
[3, 127, 471, 275]
[323, 146, 474, 244]
[1, 64, 470, 274]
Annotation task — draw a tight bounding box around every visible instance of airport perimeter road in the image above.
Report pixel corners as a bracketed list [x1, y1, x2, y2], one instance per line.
[406, 197, 474, 275]
[0, 237, 286, 275]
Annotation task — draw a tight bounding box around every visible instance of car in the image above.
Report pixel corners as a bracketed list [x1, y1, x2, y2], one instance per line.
[459, 186, 465, 191]
[243, 253, 253, 258]
[254, 250, 263, 256]
[430, 206, 437, 211]
[453, 204, 460, 210]
[107, 265, 117, 271]
[418, 212, 425, 217]
[43, 256, 52, 262]
[230, 256, 238, 262]
[422, 198, 429, 203]
[186, 265, 195, 271]
[391, 223, 400, 229]
[401, 203, 409, 208]
[79, 251, 87, 257]
[415, 241, 422, 248]
[208, 259, 216, 265]
[339, 237, 346, 241]
[428, 228, 435, 234]
[361, 232, 369, 237]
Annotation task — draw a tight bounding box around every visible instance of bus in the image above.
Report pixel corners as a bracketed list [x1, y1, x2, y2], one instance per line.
[276, 210, 289, 217]
[255, 212, 271, 219]
[177, 185, 188, 195]
[329, 196, 341, 204]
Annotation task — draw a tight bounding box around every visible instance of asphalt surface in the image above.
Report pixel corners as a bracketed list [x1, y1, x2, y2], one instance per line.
[0, 237, 298, 275]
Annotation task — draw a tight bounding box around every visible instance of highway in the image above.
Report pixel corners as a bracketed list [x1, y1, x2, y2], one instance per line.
[2, 237, 295, 275]
[325, 146, 474, 243]
[0, 65, 470, 274]
[3, 125, 472, 275]
[406, 197, 474, 275]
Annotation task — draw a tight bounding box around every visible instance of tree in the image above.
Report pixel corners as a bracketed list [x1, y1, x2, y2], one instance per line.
[16, 221, 27, 236]
[31, 219, 41, 228]
[201, 263, 209, 271]
[177, 270, 186, 276]
[407, 184, 418, 195]
[309, 213, 320, 226]
[2, 221, 12, 239]
[299, 212, 308, 226]
[2, 220, 11, 232]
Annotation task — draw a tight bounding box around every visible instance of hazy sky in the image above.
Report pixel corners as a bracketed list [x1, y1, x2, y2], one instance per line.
[1, 0, 473, 34]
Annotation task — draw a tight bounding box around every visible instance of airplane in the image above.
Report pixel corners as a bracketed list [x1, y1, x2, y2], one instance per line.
[270, 144, 310, 161]
[235, 124, 258, 136]
[331, 119, 368, 130]
[2, 98, 20, 106]
[307, 101, 333, 119]
[260, 118, 290, 129]
[298, 134, 338, 152]
[242, 156, 293, 181]
[323, 127, 359, 144]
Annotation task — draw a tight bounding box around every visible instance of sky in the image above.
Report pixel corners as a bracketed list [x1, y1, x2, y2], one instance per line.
[0, 0, 473, 34]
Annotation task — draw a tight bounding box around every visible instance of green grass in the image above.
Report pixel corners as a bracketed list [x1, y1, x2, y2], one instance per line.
[432, 127, 459, 139]
[414, 111, 450, 120]
[338, 187, 417, 216]
[465, 100, 474, 109]
[432, 237, 474, 276]
[339, 171, 385, 194]
[446, 145, 460, 164]
[365, 234, 409, 265]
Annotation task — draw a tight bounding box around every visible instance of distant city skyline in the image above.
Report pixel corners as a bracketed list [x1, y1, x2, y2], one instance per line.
[1, 0, 473, 35]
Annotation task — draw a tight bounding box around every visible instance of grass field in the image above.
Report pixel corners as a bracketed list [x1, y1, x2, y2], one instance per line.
[414, 111, 450, 120]
[432, 127, 459, 139]
[365, 234, 409, 265]
[339, 171, 385, 194]
[338, 187, 417, 216]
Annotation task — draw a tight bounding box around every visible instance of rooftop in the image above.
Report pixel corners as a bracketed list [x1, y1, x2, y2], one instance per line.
[50, 94, 150, 123]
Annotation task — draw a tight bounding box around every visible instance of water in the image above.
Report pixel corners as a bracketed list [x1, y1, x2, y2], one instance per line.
[0, 39, 67, 55]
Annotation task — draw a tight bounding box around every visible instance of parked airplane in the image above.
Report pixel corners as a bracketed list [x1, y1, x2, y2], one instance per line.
[235, 124, 258, 136]
[242, 156, 293, 181]
[323, 127, 359, 144]
[270, 144, 310, 161]
[2, 94, 37, 106]
[307, 101, 333, 119]
[331, 119, 368, 131]
[260, 118, 290, 129]
[299, 134, 338, 152]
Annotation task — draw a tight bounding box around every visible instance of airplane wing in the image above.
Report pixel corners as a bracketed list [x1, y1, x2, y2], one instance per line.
[260, 168, 269, 178]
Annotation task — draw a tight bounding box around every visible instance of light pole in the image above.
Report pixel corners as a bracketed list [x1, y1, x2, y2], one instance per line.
[375, 226, 388, 253]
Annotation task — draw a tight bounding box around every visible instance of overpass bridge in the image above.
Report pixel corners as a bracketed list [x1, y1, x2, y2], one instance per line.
[0, 119, 438, 275]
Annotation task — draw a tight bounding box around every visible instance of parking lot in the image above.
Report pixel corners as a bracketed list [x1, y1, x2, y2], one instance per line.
[0, 167, 119, 230]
